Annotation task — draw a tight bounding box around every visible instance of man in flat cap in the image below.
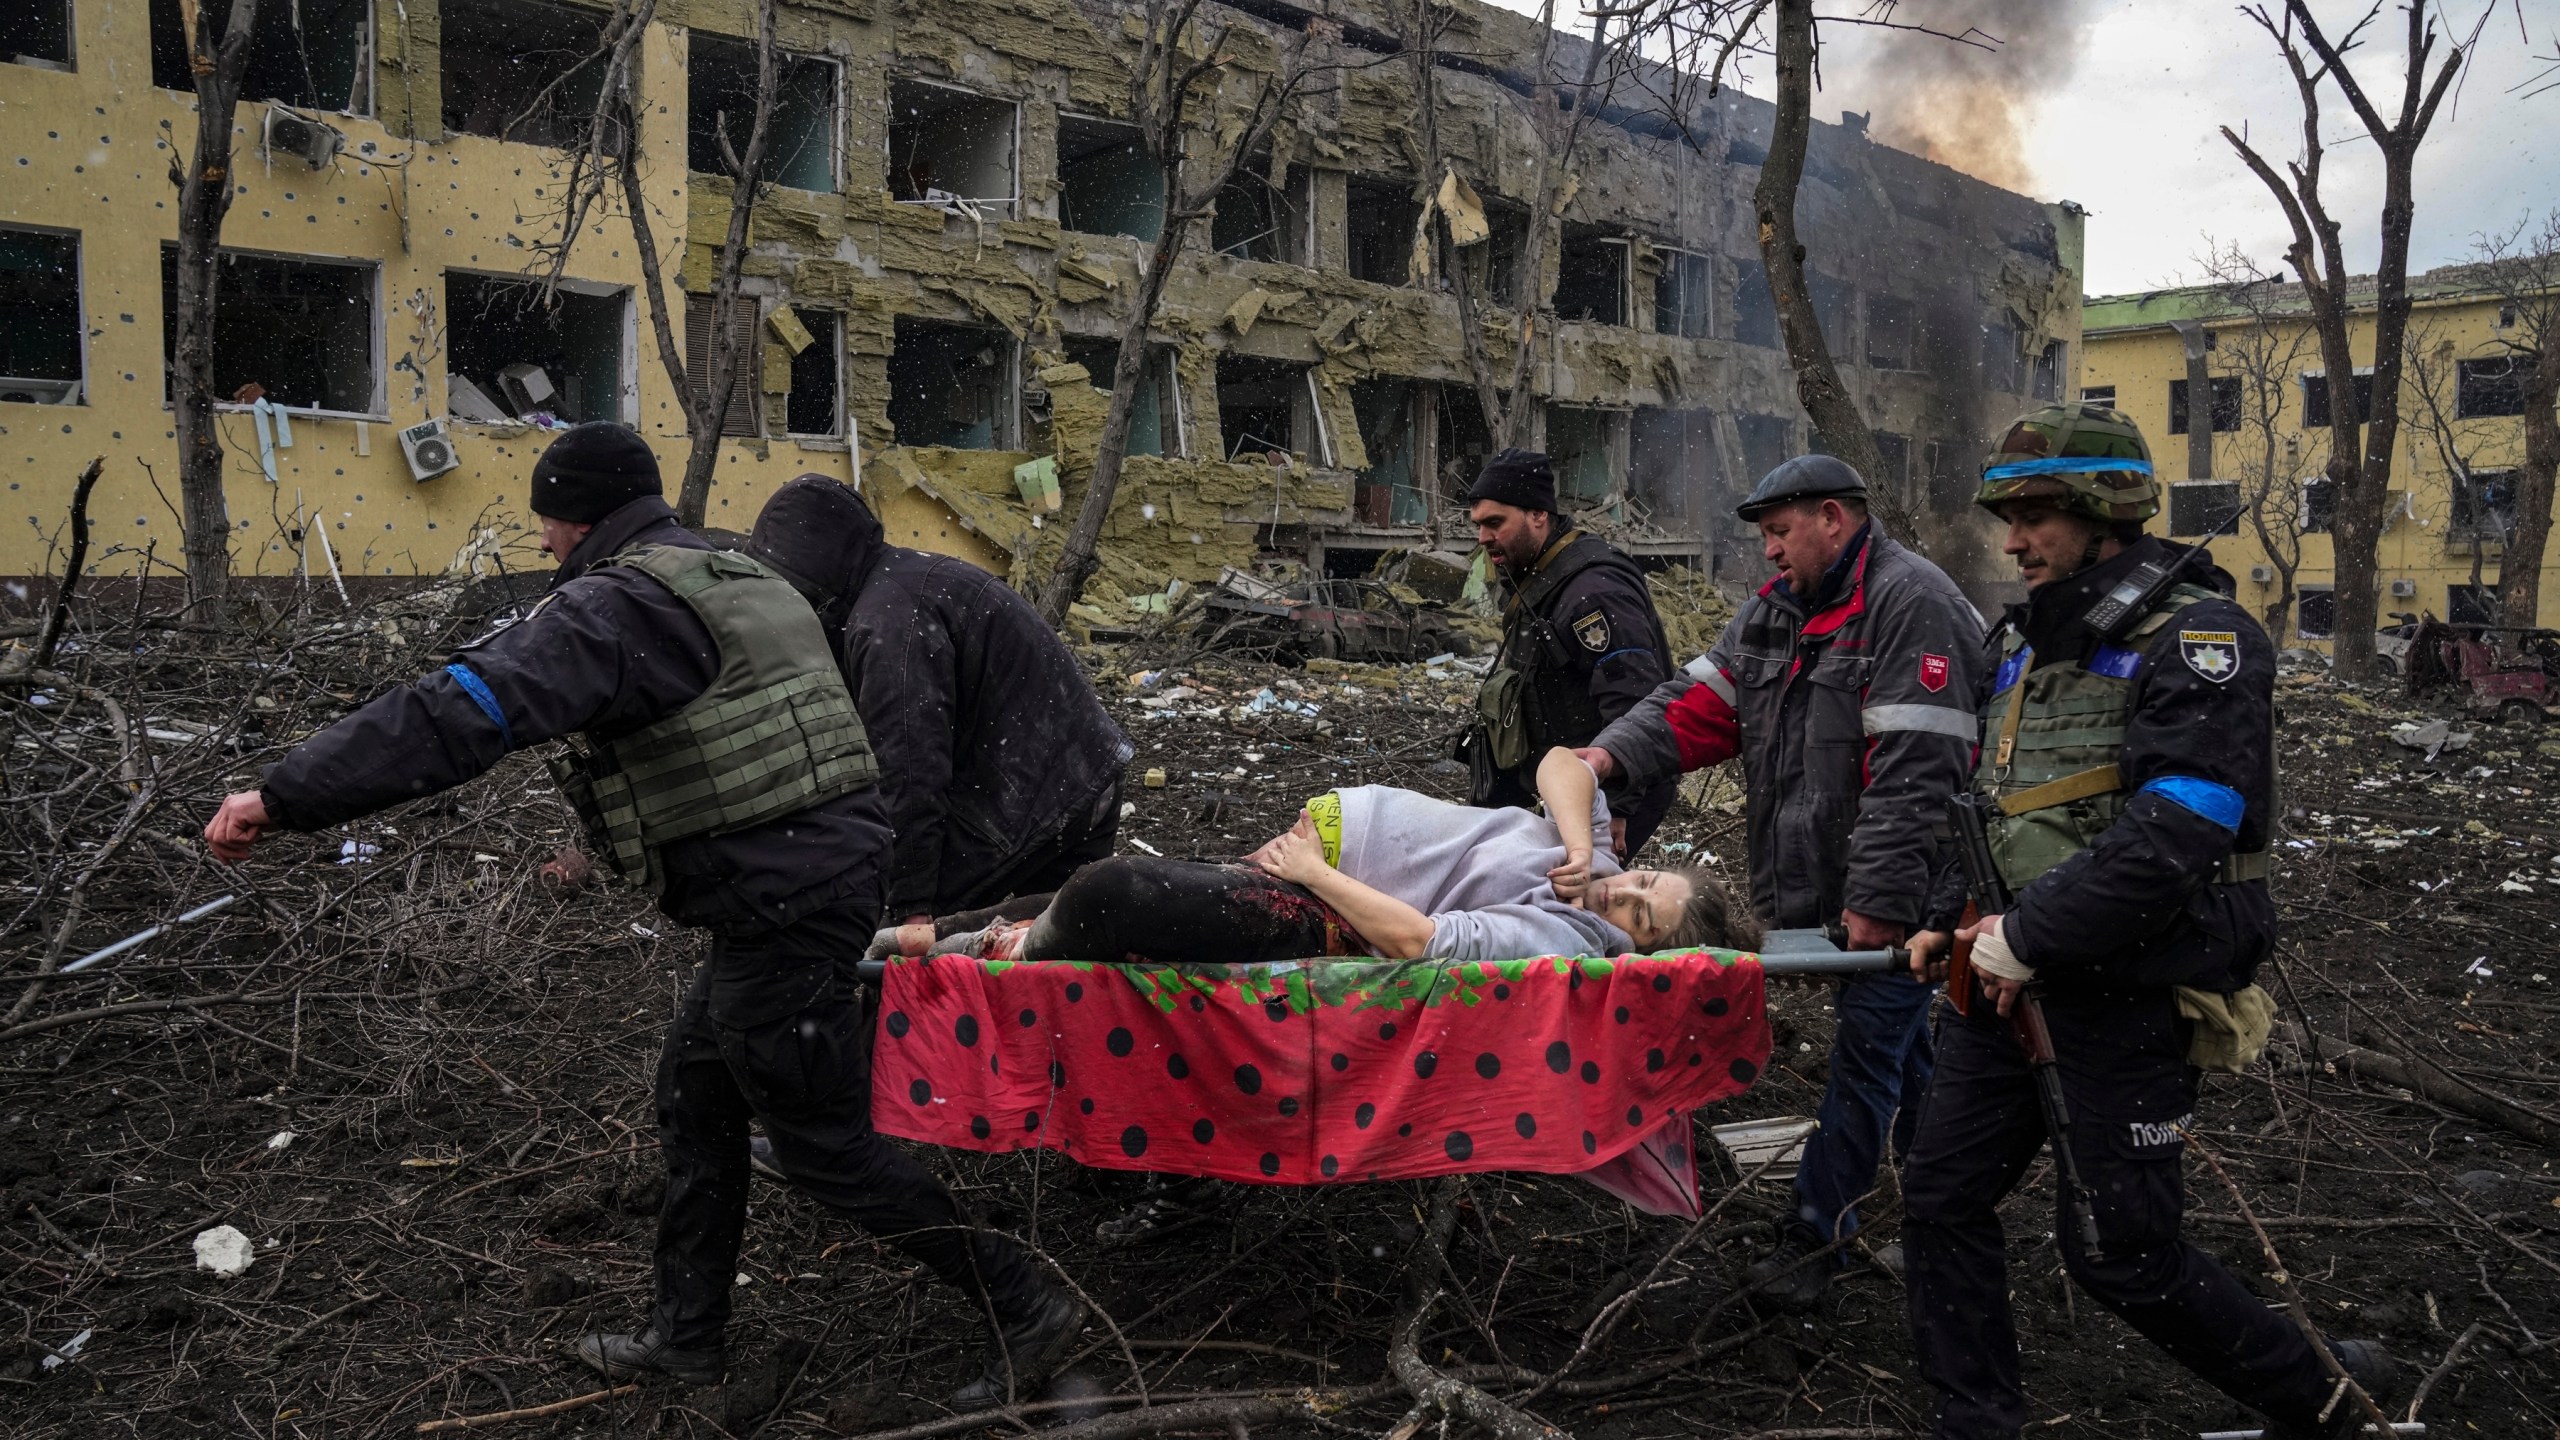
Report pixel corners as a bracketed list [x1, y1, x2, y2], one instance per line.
[1459, 447, 1677, 854]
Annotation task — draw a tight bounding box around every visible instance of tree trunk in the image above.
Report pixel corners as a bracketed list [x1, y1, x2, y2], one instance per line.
[1752, 0, 1903, 541]
[2498, 347, 2559, 629]
[675, 0, 780, 527]
[169, 0, 264, 620]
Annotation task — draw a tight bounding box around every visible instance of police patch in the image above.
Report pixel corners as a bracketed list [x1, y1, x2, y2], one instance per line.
[1573, 610, 1611, 652]
[2179, 629, 2239, 683]
[1917, 653, 1950, 692]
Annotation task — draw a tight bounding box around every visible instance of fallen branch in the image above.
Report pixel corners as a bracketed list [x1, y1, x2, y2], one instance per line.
[2309, 1027, 2560, 1149]
[414, 1384, 638, 1432]
[1386, 1182, 1569, 1440]
[29, 456, 104, 672]
[2406, 1320, 2481, 1422]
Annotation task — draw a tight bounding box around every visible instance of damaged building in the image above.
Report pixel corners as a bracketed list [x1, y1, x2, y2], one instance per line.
[0, 0, 2079, 605]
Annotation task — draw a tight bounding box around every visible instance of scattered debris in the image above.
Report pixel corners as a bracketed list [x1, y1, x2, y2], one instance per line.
[193, 1225, 255, 1277]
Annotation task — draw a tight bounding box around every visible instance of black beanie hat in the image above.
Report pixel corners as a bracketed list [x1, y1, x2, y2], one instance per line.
[1466, 447, 1559, 514]
[529, 422, 662, 523]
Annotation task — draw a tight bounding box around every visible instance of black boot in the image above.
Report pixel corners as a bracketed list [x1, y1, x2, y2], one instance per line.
[573, 1326, 726, 1385]
[1740, 1226, 1834, 1314]
[950, 1284, 1088, 1409]
[2266, 1339, 2403, 1439]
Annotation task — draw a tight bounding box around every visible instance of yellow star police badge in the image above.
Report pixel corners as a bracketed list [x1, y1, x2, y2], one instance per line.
[2179, 629, 2238, 683]
[1573, 610, 1611, 652]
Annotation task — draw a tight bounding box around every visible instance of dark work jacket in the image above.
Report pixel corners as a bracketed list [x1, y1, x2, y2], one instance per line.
[749, 476, 1133, 918]
[1593, 526, 1984, 930]
[1957, 537, 2278, 995]
[259, 497, 890, 934]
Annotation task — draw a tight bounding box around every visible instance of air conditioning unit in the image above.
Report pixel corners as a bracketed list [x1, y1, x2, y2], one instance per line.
[399, 418, 460, 482]
[263, 107, 344, 170]
[2248, 564, 2275, 584]
[2389, 578, 2418, 598]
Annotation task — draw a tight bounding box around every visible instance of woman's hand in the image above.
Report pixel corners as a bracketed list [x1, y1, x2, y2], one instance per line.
[1255, 810, 1332, 885]
[1546, 845, 1594, 902]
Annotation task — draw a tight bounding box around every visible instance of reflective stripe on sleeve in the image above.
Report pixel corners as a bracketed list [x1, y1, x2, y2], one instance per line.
[1860, 703, 1975, 739]
[1684, 657, 1737, 707]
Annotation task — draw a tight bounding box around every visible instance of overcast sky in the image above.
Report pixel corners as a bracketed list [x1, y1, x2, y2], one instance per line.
[1478, 0, 2559, 297]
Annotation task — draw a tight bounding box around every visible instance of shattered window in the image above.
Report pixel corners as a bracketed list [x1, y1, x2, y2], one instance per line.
[1063, 339, 1177, 458]
[0, 227, 83, 405]
[1547, 406, 1624, 505]
[2299, 476, 2336, 533]
[2167, 481, 2241, 538]
[785, 309, 842, 437]
[888, 80, 1017, 215]
[1217, 354, 1315, 462]
[2297, 585, 2334, 639]
[1654, 250, 1711, 340]
[1056, 117, 1162, 243]
[2031, 340, 2065, 401]
[684, 294, 761, 438]
[1477, 201, 1527, 307]
[6, 0, 74, 69]
[1979, 322, 2025, 393]
[1351, 379, 1423, 525]
[2302, 370, 2372, 427]
[2080, 384, 2117, 408]
[1555, 231, 1626, 326]
[440, 0, 612, 149]
[2448, 583, 2500, 625]
[1436, 384, 1493, 502]
[2450, 469, 2518, 542]
[1345, 176, 1419, 285]
[1212, 166, 1309, 265]
[687, 34, 839, 193]
[1630, 408, 1717, 524]
[2168, 376, 2241, 434]
[2456, 357, 2526, 418]
[150, 0, 372, 112]
[1732, 259, 1779, 348]
[159, 246, 375, 413]
[444, 272, 628, 425]
[1864, 295, 1914, 370]
[890, 317, 1015, 450]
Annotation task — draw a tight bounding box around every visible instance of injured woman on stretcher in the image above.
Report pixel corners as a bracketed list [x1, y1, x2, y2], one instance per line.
[875, 748, 1759, 967]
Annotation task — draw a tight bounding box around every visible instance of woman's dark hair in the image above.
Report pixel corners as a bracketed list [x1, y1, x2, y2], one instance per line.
[1653, 866, 1763, 953]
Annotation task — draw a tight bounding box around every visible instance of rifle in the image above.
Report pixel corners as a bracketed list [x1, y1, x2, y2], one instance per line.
[1943, 791, 2103, 1258]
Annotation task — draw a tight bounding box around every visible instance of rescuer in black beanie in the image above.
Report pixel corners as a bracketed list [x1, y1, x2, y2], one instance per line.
[529, 422, 664, 523]
[1465, 447, 1560, 516]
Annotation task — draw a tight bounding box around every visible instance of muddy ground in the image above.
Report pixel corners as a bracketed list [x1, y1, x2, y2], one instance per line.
[3, 594, 2557, 1439]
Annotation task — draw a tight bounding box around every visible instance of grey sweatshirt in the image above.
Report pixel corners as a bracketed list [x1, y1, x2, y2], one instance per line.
[1334, 786, 1631, 962]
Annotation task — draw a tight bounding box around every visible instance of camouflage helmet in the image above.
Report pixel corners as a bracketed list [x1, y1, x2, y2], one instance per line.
[1974, 403, 2158, 524]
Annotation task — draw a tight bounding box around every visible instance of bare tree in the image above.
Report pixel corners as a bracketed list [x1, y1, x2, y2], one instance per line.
[2401, 310, 2506, 604]
[167, 0, 267, 619]
[2224, 0, 2462, 680]
[1034, 0, 1336, 626]
[2199, 246, 2321, 637]
[2469, 215, 2560, 629]
[536, 0, 781, 528]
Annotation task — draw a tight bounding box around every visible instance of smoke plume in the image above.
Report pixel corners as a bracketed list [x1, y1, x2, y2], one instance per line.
[1824, 0, 2091, 195]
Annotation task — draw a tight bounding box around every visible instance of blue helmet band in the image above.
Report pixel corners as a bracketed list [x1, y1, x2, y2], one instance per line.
[1983, 456, 2154, 481]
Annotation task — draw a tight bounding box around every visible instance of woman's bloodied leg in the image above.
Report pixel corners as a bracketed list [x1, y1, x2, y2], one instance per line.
[1016, 856, 1355, 964]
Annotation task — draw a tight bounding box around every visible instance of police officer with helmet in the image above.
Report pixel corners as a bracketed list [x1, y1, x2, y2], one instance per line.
[1461, 447, 1678, 852]
[202, 423, 1086, 1406]
[1579, 453, 1981, 1307]
[1899, 403, 2396, 1437]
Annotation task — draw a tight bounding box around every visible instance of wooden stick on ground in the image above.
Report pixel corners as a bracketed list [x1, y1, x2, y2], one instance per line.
[414, 1383, 638, 1432]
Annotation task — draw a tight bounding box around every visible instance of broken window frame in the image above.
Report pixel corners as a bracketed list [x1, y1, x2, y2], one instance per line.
[1653, 248, 1712, 340]
[2448, 467, 2519, 544]
[1736, 414, 1793, 488]
[1055, 114, 1164, 244]
[1215, 353, 1324, 466]
[1350, 378, 1425, 525]
[1062, 338, 1182, 458]
[160, 243, 382, 418]
[2167, 480, 2242, 538]
[2080, 384, 2117, 408]
[888, 316, 1019, 451]
[687, 32, 841, 194]
[887, 77, 1020, 218]
[2300, 368, 2374, 428]
[2167, 376, 2242, 435]
[438, 0, 615, 150]
[443, 269, 634, 427]
[1213, 162, 1312, 266]
[2299, 476, 2336, 534]
[685, 293, 762, 438]
[2030, 340, 2066, 402]
[2447, 582, 2501, 626]
[1554, 231, 1629, 328]
[0, 223, 86, 406]
[2455, 356, 2526, 418]
[784, 308, 844, 439]
[1546, 404, 1628, 509]
[5, 0, 76, 70]
[1863, 294, 1916, 370]
[150, 0, 375, 114]
[2296, 583, 2335, 639]
[1978, 321, 2026, 393]
[1343, 174, 1420, 285]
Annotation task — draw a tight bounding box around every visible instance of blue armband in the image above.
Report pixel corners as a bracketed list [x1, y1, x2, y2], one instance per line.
[443, 663, 515, 750]
[2140, 775, 2243, 831]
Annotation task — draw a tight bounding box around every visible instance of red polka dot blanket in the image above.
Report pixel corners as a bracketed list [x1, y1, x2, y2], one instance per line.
[870, 948, 1770, 1218]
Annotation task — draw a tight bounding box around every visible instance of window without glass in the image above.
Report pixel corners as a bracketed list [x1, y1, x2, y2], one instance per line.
[1554, 231, 1626, 326]
[888, 80, 1016, 213]
[2080, 384, 2117, 408]
[1217, 354, 1318, 462]
[1474, 201, 1528, 307]
[2297, 585, 2334, 639]
[1351, 379, 1423, 524]
[1548, 406, 1625, 504]
[1063, 339, 1179, 458]
[687, 35, 837, 192]
[152, 0, 371, 111]
[160, 247, 375, 413]
[2031, 340, 2065, 401]
[444, 273, 625, 424]
[2167, 480, 2241, 537]
[1736, 414, 1792, 482]
[1056, 117, 1162, 243]
[1213, 168, 1309, 265]
[2451, 468, 2518, 542]
[786, 310, 842, 437]
[6, 0, 75, 69]
[1654, 250, 1711, 339]
[2168, 376, 2242, 434]
[1437, 384, 1493, 501]
[1864, 295, 1914, 370]
[2456, 356, 2526, 418]
[0, 228, 82, 405]
[440, 0, 610, 148]
[2448, 583, 2500, 625]
[1732, 260, 1779, 348]
[1344, 176, 1419, 284]
[2301, 370, 2372, 427]
[684, 294, 760, 437]
[1630, 408, 1716, 524]
[2299, 476, 2336, 533]
[890, 318, 1013, 449]
[1978, 322, 2024, 392]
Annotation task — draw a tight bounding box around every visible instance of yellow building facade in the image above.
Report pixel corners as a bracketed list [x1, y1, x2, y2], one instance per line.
[2082, 265, 2550, 644]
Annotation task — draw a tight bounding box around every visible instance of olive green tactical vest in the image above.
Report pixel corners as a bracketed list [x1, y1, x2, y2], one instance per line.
[545, 544, 878, 895]
[1974, 582, 2268, 892]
